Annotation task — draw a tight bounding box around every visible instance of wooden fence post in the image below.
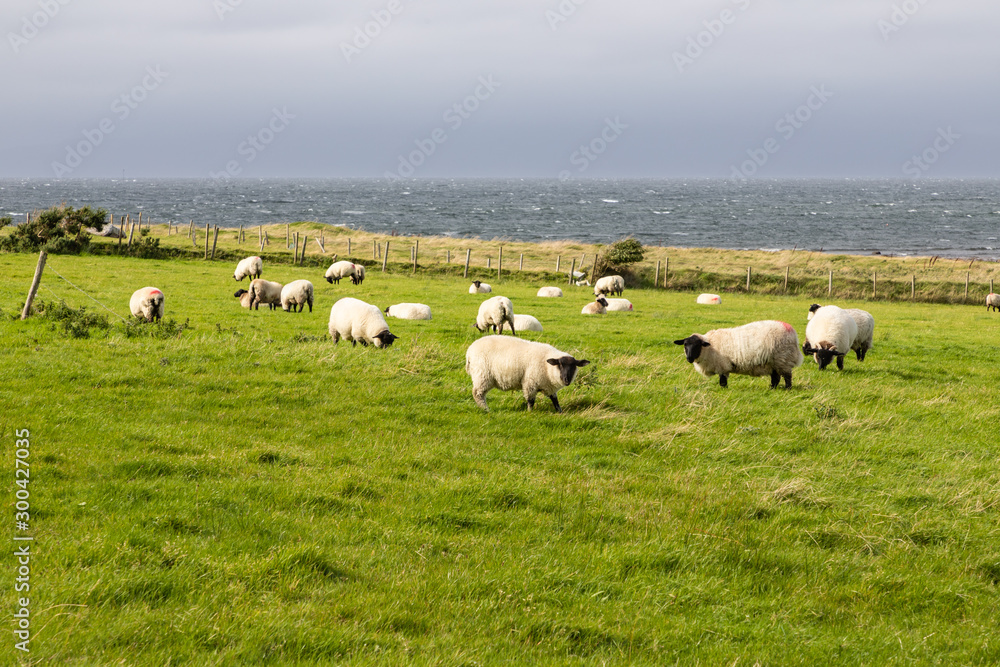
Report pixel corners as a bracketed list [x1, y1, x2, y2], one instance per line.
[373, 240, 378, 260]
[188, 219, 194, 238]
[204, 222, 210, 259]
[746, 266, 751, 291]
[784, 266, 789, 293]
[126, 220, 135, 249]
[464, 249, 471, 278]
[211, 226, 219, 260]
[286, 224, 290, 248]
[301, 236, 308, 264]
[258, 225, 263, 247]
[20, 251, 47, 320]
[991, 278, 995, 294]
[828, 270, 833, 297]
[447, 249, 452, 264]
[519, 253, 523, 271]
[568, 258, 576, 285]
[382, 241, 390, 272]
[487, 257, 491, 269]
[911, 274, 916, 300]
[965, 273, 970, 302]
[498, 246, 502, 279]
[413, 240, 418, 273]
[348, 238, 351, 256]
[664, 257, 668, 288]
[556, 255, 561, 273]
[873, 271, 877, 298]
[655, 260, 660, 287]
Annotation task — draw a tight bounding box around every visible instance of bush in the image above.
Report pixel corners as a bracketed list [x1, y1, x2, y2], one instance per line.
[0, 205, 108, 254]
[30, 300, 111, 339]
[0, 216, 11, 230]
[594, 237, 646, 283]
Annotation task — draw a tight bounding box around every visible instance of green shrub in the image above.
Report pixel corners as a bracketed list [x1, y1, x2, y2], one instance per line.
[31, 300, 111, 339]
[0, 205, 108, 254]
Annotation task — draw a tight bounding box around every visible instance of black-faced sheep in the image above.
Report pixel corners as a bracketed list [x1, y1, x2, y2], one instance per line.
[803, 305, 858, 370]
[581, 295, 609, 315]
[594, 275, 624, 297]
[280, 280, 314, 313]
[234, 256, 263, 281]
[674, 320, 803, 389]
[469, 280, 492, 294]
[329, 297, 398, 347]
[474, 296, 515, 335]
[129, 287, 165, 322]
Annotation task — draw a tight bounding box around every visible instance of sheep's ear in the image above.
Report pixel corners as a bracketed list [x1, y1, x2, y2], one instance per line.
[673, 339, 686, 345]
[575, 359, 590, 367]
[384, 306, 389, 313]
[546, 358, 560, 366]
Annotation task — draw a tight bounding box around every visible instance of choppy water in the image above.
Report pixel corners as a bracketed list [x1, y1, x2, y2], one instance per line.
[2, 178, 998, 260]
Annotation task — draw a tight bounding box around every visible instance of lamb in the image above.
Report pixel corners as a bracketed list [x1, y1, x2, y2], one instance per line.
[674, 320, 803, 389]
[581, 295, 609, 315]
[248, 279, 283, 310]
[385, 303, 432, 320]
[352, 264, 366, 285]
[512, 314, 543, 332]
[465, 336, 590, 413]
[329, 297, 398, 347]
[594, 275, 624, 297]
[469, 280, 492, 294]
[988, 293, 1000, 312]
[536, 286, 563, 298]
[605, 298, 633, 312]
[474, 296, 515, 335]
[280, 280, 314, 313]
[802, 305, 858, 370]
[129, 287, 165, 322]
[234, 256, 263, 281]
[325, 260, 357, 285]
[697, 294, 722, 305]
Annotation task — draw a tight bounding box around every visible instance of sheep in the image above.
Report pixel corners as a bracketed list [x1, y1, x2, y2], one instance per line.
[581, 295, 609, 315]
[248, 279, 283, 311]
[465, 336, 590, 413]
[234, 256, 263, 281]
[811, 304, 875, 361]
[129, 287, 165, 322]
[352, 264, 366, 285]
[594, 275, 624, 297]
[988, 293, 1000, 312]
[325, 260, 357, 285]
[537, 286, 563, 298]
[329, 297, 398, 347]
[474, 296, 515, 335]
[605, 298, 633, 312]
[697, 293, 722, 305]
[234, 289, 253, 308]
[280, 280, 314, 313]
[385, 303, 432, 320]
[673, 320, 803, 389]
[469, 280, 492, 294]
[513, 314, 543, 332]
[802, 305, 858, 370]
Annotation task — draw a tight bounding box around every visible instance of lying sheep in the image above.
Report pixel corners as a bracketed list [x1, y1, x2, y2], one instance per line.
[465, 336, 590, 412]
[605, 298, 633, 312]
[329, 297, 398, 347]
[474, 296, 515, 335]
[803, 305, 858, 370]
[248, 279, 283, 311]
[385, 303, 432, 320]
[469, 280, 492, 294]
[325, 260, 357, 285]
[537, 286, 563, 298]
[280, 280, 314, 313]
[352, 264, 366, 285]
[674, 320, 803, 389]
[988, 293, 1000, 312]
[234, 289, 253, 308]
[234, 256, 263, 281]
[594, 275, 624, 297]
[129, 287, 165, 322]
[697, 293, 722, 305]
[513, 314, 543, 332]
[581, 295, 609, 315]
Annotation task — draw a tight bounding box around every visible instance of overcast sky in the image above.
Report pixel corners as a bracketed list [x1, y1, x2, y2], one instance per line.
[2, 0, 998, 179]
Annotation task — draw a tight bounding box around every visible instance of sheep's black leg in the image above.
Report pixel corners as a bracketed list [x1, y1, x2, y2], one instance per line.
[855, 349, 863, 361]
[783, 373, 793, 389]
[837, 355, 844, 370]
[770, 370, 780, 389]
[719, 374, 728, 388]
[548, 394, 562, 413]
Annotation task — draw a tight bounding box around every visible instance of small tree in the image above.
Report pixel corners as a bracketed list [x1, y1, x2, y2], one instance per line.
[594, 237, 645, 279]
[0, 205, 107, 254]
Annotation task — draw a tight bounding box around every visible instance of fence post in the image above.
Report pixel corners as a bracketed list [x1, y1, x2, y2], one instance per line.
[211, 225, 219, 260]
[519, 253, 523, 271]
[374, 239, 378, 260]
[204, 222, 210, 259]
[189, 219, 194, 238]
[348, 238, 351, 256]
[746, 266, 751, 291]
[965, 272, 970, 302]
[991, 278, 995, 294]
[828, 270, 833, 297]
[286, 224, 290, 248]
[655, 260, 660, 287]
[239, 224, 243, 244]
[498, 246, 502, 279]
[911, 274, 916, 300]
[447, 249, 451, 264]
[382, 241, 390, 272]
[873, 271, 877, 298]
[784, 266, 789, 293]
[464, 249, 471, 278]
[664, 257, 669, 288]
[556, 255, 561, 273]
[20, 251, 47, 320]
[568, 258, 576, 285]
[487, 257, 491, 269]
[413, 240, 418, 273]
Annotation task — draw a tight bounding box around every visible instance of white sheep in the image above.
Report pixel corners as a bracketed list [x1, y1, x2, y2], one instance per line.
[512, 314, 543, 332]
[536, 286, 563, 298]
[811, 304, 874, 361]
[581, 295, 609, 315]
[234, 256, 263, 281]
[248, 279, 283, 311]
[352, 264, 366, 285]
[324, 260, 357, 285]
[987, 293, 1000, 312]
[385, 303, 432, 320]
[280, 280, 314, 313]
[697, 294, 722, 305]
[594, 275, 624, 297]
[465, 336, 590, 413]
[674, 320, 803, 389]
[129, 287, 165, 322]
[474, 296, 515, 335]
[605, 298, 633, 312]
[469, 280, 493, 294]
[803, 305, 858, 370]
[329, 297, 398, 347]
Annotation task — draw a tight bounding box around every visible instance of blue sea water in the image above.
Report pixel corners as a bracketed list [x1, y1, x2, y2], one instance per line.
[2, 178, 998, 260]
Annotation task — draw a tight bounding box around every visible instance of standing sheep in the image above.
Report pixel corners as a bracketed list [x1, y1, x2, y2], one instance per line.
[673, 320, 803, 389]
[465, 336, 590, 413]
[248, 279, 283, 310]
[329, 297, 398, 347]
[512, 314, 543, 332]
[988, 293, 1000, 312]
[385, 303, 432, 320]
[234, 256, 263, 281]
[594, 275, 624, 297]
[474, 296, 515, 335]
[129, 287, 165, 323]
[469, 280, 493, 294]
[581, 295, 609, 315]
[280, 280, 314, 313]
[808, 305, 874, 360]
[352, 264, 366, 285]
[803, 305, 858, 370]
[536, 286, 563, 298]
[325, 261, 357, 285]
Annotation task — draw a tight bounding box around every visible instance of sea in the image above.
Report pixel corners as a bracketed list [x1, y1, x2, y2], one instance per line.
[2, 178, 998, 260]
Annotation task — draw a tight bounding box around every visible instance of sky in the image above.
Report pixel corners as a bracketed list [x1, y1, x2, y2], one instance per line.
[2, 0, 999, 180]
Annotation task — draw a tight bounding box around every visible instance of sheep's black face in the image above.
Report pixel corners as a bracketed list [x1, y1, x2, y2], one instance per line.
[234, 289, 247, 298]
[597, 296, 608, 307]
[803, 342, 837, 370]
[673, 335, 708, 363]
[374, 330, 398, 348]
[325, 276, 334, 284]
[546, 356, 590, 385]
[807, 303, 821, 320]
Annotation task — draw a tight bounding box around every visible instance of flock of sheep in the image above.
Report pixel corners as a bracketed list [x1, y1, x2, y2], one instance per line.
[125, 253, 1000, 413]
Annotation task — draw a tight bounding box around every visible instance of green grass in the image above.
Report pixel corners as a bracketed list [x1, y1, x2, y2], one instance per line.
[2, 250, 1000, 665]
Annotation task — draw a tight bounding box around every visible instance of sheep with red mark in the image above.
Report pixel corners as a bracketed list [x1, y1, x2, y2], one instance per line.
[129, 287, 165, 322]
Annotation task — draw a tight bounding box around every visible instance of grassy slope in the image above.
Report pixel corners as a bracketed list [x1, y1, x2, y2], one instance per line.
[1, 249, 1000, 665]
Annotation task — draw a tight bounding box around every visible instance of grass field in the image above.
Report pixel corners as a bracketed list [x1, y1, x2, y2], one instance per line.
[2, 246, 1000, 665]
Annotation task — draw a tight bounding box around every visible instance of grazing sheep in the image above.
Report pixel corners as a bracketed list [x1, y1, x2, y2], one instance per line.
[469, 280, 492, 294]
[537, 286, 563, 298]
[674, 320, 803, 389]
[385, 303, 432, 320]
[513, 314, 543, 332]
[248, 279, 283, 311]
[234, 289, 253, 308]
[465, 336, 590, 413]
[605, 298, 633, 312]
[280, 280, 314, 313]
[697, 293, 722, 305]
[329, 297, 398, 347]
[803, 305, 858, 370]
[352, 264, 366, 285]
[988, 293, 1000, 312]
[325, 260, 357, 285]
[129, 287, 165, 322]
[234, 256, 263, 281]
[474, 296, 515, 335]
[594, 275, 625, 297]
[581, 295, 609, 315]
[808, 304, 874, 361]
